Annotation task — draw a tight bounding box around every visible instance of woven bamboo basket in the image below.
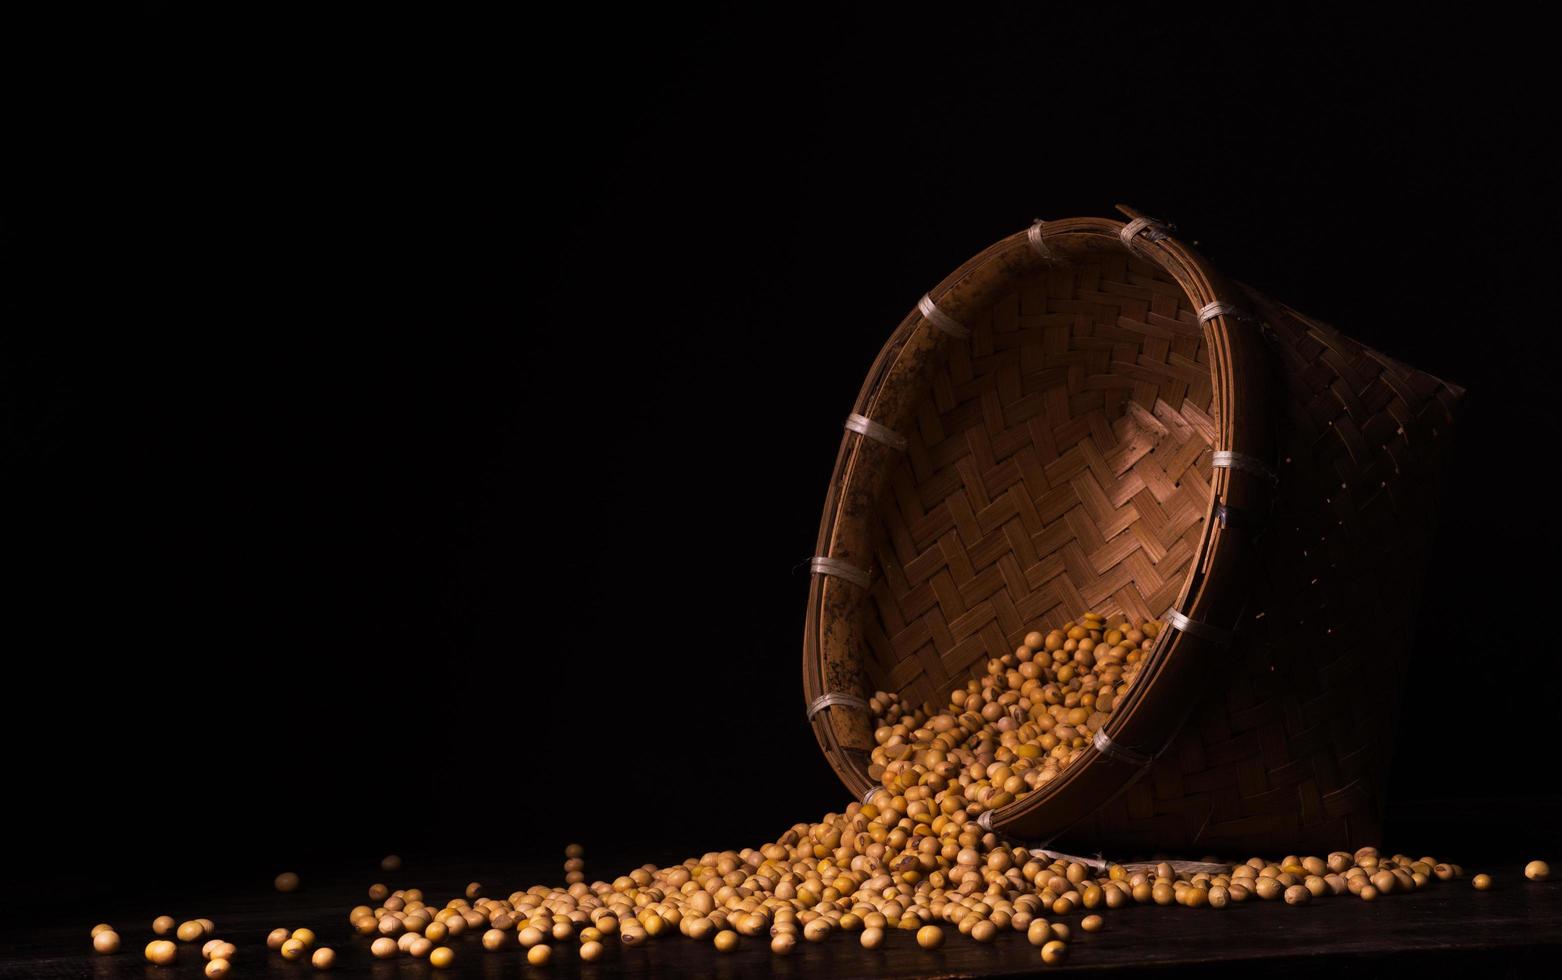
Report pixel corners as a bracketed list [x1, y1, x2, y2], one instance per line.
[802, 205, 1463, 855]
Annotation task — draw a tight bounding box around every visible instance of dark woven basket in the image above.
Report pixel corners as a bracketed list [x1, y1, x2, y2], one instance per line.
[802, 205, 1463, 855]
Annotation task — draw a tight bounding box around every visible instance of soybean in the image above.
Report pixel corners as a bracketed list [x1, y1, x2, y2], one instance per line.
[145, 940, 177, 965]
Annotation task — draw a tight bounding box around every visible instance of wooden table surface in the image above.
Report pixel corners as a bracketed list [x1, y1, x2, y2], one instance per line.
[4, 858, 1558, 978]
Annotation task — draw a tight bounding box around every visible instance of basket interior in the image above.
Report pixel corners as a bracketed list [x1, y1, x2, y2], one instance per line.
[861, 253, 1217, 712]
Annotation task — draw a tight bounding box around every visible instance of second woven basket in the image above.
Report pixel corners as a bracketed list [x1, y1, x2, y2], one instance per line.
[802, 205, 1463, 855]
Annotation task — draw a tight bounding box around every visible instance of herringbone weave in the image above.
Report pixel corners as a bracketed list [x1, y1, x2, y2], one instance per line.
[865, 257, 1215, 710]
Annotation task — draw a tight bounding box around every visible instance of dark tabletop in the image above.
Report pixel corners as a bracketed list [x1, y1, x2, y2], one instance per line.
[4, 857, 1558, 979]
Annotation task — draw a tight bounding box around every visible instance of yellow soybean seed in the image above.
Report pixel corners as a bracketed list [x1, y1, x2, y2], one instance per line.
[1041, 939, 1067, 964]
[861, 926, 884, 949]
[580, 940, 604, 961]
[1081, 915, 1102, 932]
[153, 916, 175, 936]
[482, 929, 506, 950]
[430, 946, 454, 968]
[1284, 885, 1311, 905]
[1473, 874, 1492, 890]
[91, 923, 114, 938]
[93, 931, 120, 954]
[381, 855, 402, 871]
[1526, 861, 1550, 881]
[145, 940, 177, 965]
[291, 928, 315, 947]
[370, 937, 397, 959]
[280, 939, 307, 961]
[528, 945, 552, 965]
[916, 925, 944, 949]
[714, 929, 739, 952]
[177, 920, 204, 942]
[771, 933, 796, 955]
[206, 960, 231, 978]
[274, 871, 300, 893]
[311, 947, 336, 969]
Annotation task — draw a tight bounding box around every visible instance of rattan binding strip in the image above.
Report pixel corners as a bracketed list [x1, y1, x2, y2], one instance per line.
[1029, 847, 1231, 876]
[1092, 729, 1155, 768]
[1211, 450, 1279, 483]
[1027, 219, 1052, 260]
[844, 413, 908, 451]
[1119, 216, 1171, 249]
[806, 692, 868, 720]
[1162, 607, 1235, 645]
[1197, 300, 1251, 323]
[1214, 502, 1259, 531]
[808, 556, 871, 588]
[917, 294, 970, 339]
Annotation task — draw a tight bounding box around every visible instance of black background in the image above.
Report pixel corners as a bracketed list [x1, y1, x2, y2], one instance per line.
[5, 4, 1559, 926]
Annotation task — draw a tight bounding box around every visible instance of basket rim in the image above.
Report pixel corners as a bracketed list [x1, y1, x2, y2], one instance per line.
[801, 204, 1278, 844]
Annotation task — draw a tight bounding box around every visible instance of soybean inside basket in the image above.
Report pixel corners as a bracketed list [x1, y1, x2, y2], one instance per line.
[802, 205, 1463, 854]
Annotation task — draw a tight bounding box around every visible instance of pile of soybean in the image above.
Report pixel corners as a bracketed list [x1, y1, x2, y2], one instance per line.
[96, 612, 1552, 971]
[867, 611, 1155, 807]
